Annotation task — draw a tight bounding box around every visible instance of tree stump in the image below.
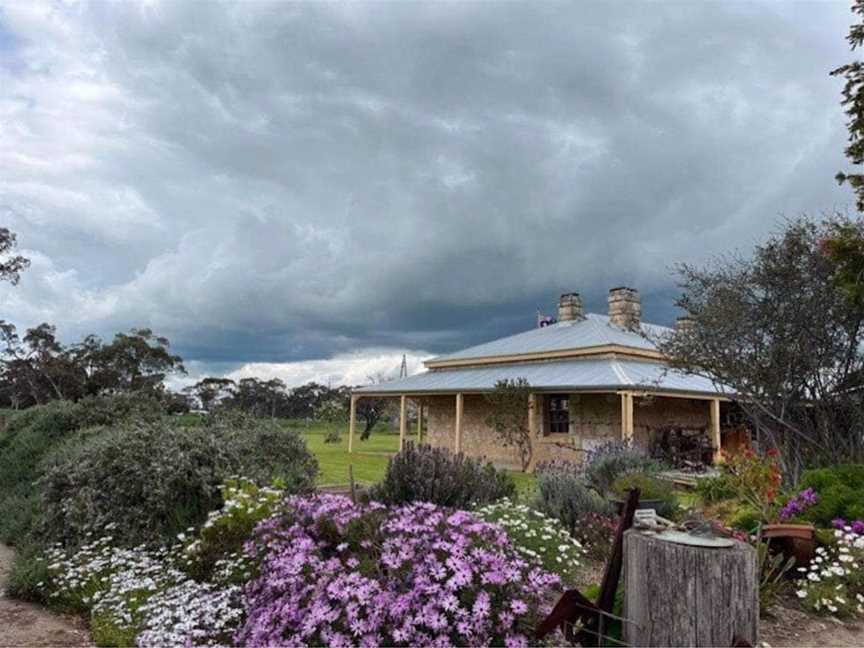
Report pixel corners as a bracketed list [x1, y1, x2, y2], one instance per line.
[623, 529, 758, 647]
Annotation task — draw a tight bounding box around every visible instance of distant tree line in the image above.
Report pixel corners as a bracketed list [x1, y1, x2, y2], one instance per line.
[0, 322, 390, 435]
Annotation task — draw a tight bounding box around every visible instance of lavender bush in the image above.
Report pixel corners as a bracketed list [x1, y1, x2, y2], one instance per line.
[533, 460, 612, 535]
[580, 440, 663, 495]
[369, 442, 515, 507]
[237, 494, 562, 647]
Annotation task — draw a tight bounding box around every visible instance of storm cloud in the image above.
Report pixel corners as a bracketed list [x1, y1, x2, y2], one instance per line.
[0, 1, 856, 385]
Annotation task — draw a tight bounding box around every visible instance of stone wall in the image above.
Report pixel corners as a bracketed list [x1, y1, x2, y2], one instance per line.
[422, 392, 714, 471]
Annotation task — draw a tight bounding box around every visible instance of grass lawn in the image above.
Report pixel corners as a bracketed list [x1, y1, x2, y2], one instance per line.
[297, 421, 404, 486]
[293, 420, 537, 498]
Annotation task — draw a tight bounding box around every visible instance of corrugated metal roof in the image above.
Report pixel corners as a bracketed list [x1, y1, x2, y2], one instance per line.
[354, 357, 728, 396]
[429, 313, 669, 363]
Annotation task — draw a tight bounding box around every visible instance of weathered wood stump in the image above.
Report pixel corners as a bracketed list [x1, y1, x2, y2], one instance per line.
[623, 529, 758, 647]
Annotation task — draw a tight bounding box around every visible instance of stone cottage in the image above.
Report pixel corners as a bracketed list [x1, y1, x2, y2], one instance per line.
[350, 288, 736, 470]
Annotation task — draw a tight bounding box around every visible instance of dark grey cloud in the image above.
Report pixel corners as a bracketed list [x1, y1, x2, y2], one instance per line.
[0, 1, 856, 383]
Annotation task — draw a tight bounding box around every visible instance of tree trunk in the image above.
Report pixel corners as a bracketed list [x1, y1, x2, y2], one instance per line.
[623, 529, 758, 647]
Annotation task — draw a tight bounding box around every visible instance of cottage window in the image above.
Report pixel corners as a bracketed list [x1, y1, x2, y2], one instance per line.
[546, 394, 570, 435]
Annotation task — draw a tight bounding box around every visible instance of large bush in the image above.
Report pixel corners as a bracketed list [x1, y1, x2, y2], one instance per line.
[0, 401, 84, 544]
[238, 494, 562, 647]
[369, 442, 515, 507]
[533, 460, 612, 535]
[798, 464, 864, 527]
[39, 414, 317, 547]
[580, 440, 663, 495]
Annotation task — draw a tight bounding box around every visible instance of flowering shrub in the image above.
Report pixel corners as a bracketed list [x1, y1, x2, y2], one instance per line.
[834, 518, 864, 535]
[475, 499, 585, 585]
[571, 512, 617, 561]
[370, 442, 515, 508]
[720, 448, 782, 524]
[135, 580, 243, 647]
[39, 528, 244, 646]
[180, 478, 281, 583]
[237, 494, 562, 647]
[779, 488, 819, 521]
[799, 464, 864, 527]
[795, 526, 864, 617]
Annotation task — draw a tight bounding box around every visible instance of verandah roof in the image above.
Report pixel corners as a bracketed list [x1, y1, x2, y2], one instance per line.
[353, 356, 730, 397]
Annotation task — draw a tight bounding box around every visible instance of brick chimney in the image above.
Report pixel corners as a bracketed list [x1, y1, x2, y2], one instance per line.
[608, 287, 641, 330]
[675, 315, 696, 334]
[558, 292, 584, 322]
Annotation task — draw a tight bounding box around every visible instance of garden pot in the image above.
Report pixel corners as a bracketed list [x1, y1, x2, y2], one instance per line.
[762, 523, 816, 568]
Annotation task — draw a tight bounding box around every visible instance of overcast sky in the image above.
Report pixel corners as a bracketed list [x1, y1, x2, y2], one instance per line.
[0, 1, 857, 387]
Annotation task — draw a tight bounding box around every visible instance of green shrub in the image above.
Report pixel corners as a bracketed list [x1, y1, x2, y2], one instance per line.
[75, 391, 168, 428]
[611, 473, 678, 519]
[5, 545, 50, 603]
[180, 478, 282, 582]
[0, 401, 84, 544]
[533, 461, 613, 534]
[798, 464, 864, 527]
[0, 489, 41, 545]
[729, 504, 761, 533]
[475, 498, 585, 585]
[581, 440, 663, 495]
[39, 414, 317, 547]
[369, 442, 516, 507]
[694, 472, 736, 503]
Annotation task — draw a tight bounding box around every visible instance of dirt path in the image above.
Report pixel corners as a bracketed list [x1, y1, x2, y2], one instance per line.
[0, 544, 91, 647]
[760, 602, 864, 647]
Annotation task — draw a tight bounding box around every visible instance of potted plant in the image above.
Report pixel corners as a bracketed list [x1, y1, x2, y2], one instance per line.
[722, 449, 815, 565]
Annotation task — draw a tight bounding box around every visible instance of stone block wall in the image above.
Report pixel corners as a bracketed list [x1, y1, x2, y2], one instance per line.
[422, 391, 715, 471]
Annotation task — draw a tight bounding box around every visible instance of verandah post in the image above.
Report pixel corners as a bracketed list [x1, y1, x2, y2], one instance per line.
[710, 398, 722, 463]
[399, 394, 407, 451]
[348, 394, 358, 454]
[454, 392, 464, 453]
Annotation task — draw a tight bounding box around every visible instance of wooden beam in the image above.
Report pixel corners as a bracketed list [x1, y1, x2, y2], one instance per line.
[399, 394, 407, 451]
[455, 392, 464, 454]
[710, 398, 722, 463]
[348, 394, 358, 454]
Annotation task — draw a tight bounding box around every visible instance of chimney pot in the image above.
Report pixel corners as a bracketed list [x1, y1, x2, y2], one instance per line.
[558, 292, 584, 322]
[608, 287, 641, 330]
